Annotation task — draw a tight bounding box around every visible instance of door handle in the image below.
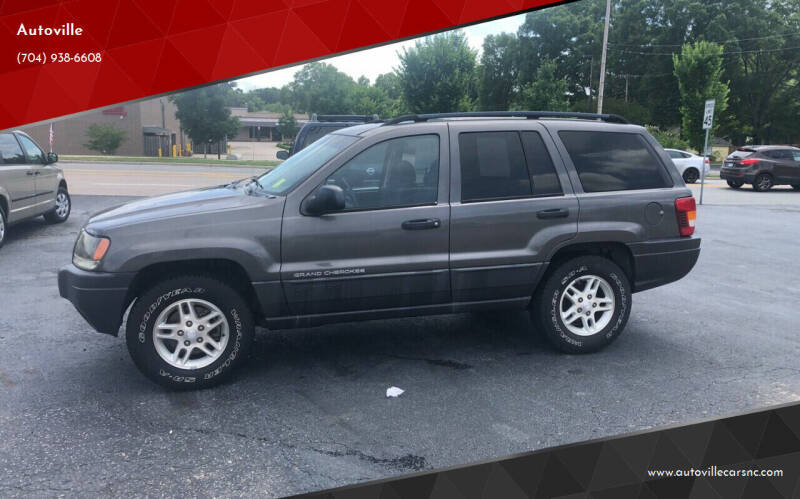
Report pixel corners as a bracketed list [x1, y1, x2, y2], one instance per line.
[536, 208, 570, 219]
[402, 218, 441, 230]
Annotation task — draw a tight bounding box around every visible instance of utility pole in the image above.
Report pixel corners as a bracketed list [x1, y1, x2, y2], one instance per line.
[597, 0, 611, 114]
[624, 74, 629, 102]
[587, 56, 594, 111]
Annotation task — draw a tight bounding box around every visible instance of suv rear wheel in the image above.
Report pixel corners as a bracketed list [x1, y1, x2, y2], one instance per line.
[727, 180, 744, 189]
[753, 173, 773, 192]
[533, 256, 631, 354]
[125, 275, 255, 389]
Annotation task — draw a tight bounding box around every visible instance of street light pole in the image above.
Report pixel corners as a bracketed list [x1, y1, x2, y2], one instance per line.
[597, 0, 611, 114]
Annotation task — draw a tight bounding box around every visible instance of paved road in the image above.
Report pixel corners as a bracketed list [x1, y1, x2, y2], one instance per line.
[1, 184, 799, 497]
[61, 162, 268, 196]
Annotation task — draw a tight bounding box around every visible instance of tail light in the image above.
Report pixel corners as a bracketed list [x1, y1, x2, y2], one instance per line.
[675, 196, 696, 237]
[704, 157, 709, 164]
[740, 158, 760, 166]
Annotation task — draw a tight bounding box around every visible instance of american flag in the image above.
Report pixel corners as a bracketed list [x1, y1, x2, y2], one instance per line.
[48, 123, 54, 152]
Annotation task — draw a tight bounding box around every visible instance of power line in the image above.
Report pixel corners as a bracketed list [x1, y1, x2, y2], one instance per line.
[608, 44, 800, 56]
[608, 31, 800, 48]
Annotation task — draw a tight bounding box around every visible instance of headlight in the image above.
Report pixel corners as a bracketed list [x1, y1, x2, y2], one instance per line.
[73, 230, 111, 271]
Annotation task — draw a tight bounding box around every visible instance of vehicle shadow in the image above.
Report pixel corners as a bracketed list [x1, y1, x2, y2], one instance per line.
[242, 310, 553, 381]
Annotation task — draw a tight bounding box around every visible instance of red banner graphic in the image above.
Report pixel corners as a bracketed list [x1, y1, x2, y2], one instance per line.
[0, 0, 560, 129]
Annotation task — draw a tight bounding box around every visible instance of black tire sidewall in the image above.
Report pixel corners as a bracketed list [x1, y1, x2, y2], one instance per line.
[45, 187, 71, 223]
[754, 174, 773, 191]
[537, 256, 631, 354]
[0, 204, 6, 248]
[126, 276, 254, 389]
[727, 180, 743, 189]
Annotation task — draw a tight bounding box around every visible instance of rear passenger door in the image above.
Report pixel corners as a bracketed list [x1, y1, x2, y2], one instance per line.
[448, 122, 578, 305]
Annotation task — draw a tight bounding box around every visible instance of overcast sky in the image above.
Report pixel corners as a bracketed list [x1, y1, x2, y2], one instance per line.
[235, 13, 526, 90]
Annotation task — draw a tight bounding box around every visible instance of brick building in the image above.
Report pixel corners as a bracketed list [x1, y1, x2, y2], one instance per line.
[20, 97, 187, 157]
[229, 107, 307, 142]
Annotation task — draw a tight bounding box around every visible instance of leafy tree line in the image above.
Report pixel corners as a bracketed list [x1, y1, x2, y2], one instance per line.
[178, 0, 799, 148]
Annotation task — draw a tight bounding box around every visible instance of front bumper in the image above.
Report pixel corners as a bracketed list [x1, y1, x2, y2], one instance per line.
[58, 264, 135, 336]
[628, 237, 701, 292]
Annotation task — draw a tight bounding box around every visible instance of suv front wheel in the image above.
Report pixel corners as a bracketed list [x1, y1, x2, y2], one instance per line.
[533, 256, 632, 354]
[126, 275, 255, 389]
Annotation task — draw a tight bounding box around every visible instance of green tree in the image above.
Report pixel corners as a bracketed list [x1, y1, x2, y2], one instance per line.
[171, 83, 240, 158]
[673, 41, 729, 152]
[512, 59, 569, 111]
[84, 123, 126, 155]
[397, 31, 477, 113]
[645, 125, 690, 150]
[277, 108, 298, 141]
[478, 33, 520, 110]
[289, 62, 357, 114]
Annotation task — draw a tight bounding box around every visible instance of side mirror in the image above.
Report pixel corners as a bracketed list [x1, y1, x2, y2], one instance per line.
[302, 184, 345, 215]
[276, 150, 289, 160]
[45, 152, 58, 164]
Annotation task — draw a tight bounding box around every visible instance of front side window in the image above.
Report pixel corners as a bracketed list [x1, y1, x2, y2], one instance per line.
[0, 134, 25, 164]
[17, 135, 44, 164]
[460, 131, 530, 202]
[327, 134, 439, 210]
[257, 134, 357, 195]
[792, 151, 800, 162]
[558, 131, 672, 192]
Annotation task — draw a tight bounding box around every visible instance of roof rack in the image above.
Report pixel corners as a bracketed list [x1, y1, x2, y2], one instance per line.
[311, 114, 379, 123]
[381, 111, 630, 126]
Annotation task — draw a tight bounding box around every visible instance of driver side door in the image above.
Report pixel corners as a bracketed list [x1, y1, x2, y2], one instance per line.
[280, 127, 450, 319]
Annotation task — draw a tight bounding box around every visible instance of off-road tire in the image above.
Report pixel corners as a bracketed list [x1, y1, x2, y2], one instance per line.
[126, 275, 255, 389]
[533, 256, 632, 354]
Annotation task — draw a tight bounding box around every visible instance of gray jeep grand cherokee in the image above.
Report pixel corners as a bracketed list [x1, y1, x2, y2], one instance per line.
[58, 111, 700, 389]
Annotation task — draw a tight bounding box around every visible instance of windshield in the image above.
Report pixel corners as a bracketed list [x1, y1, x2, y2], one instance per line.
[257, 134, 358, 195]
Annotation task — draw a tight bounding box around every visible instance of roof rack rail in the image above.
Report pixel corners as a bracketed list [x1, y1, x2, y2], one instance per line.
[311, 114, 379, 123]
[381, 111, 630, 126]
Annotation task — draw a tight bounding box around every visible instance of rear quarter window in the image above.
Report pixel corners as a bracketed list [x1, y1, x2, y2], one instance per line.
[558, 131, 672, 192]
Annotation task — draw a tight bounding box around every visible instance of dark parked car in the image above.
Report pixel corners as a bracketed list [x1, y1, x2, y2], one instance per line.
[59, 111, 700, 389]
[0, 130, 71, 249]
[277, 114, 378, 160]
[720, 145, 800, 191]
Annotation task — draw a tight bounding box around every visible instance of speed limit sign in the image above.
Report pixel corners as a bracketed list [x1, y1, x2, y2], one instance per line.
[702, 99, 715, 130]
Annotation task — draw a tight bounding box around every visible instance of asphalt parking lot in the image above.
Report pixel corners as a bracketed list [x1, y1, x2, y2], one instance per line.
[1, 177, 799, 497]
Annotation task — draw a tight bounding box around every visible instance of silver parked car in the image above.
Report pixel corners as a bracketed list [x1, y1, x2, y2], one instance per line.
[0, 130, 71, 248]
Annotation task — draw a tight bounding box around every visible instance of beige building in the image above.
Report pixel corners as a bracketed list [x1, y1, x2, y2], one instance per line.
[229, 107, 307, 142]
[20, 97, 187, 157]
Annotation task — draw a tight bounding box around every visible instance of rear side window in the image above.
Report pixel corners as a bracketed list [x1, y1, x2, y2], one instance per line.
[0, 134, 25, 164]
[521, 132, 562, 197]
[460, 132, 530, 202]
[558, 131, 672, 192]
[764, 149, 793, 160]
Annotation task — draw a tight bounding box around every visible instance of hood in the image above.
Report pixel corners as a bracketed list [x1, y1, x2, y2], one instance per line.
[86, 185, 280, 232]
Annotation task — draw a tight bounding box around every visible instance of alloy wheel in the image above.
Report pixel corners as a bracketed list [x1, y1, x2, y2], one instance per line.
[559, 275, 616, 337]
[152, 298, 230, 370]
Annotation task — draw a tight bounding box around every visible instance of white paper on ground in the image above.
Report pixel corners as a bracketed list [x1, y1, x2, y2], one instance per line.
[386, 386, 405, 398]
